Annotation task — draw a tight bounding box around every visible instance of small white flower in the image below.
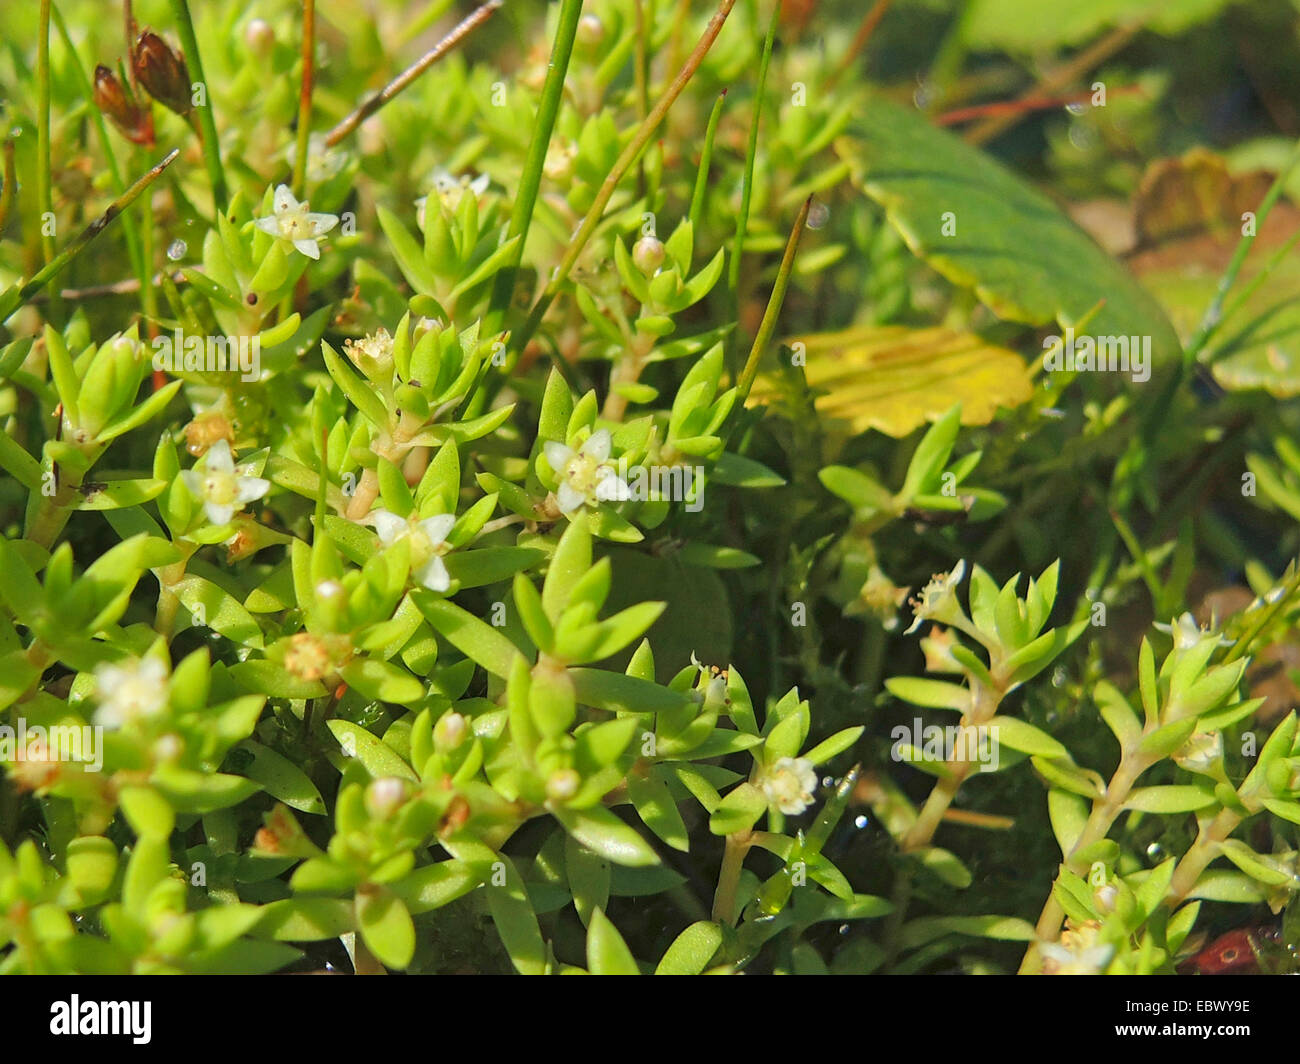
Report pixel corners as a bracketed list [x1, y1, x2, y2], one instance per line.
[1154, 611, 1233, 651]
[760, 756, 818, 816]
[1173, 730, 1223, 774]
[180, 439, 271, 526]
[254, 184, 339, 260]
[1040, 940, 1115, 975]
[690, 652, 728, 707]
[415, 168, 490, 227]
[343, 328, 394, 378]
[368, 508, 456, 592]
[94, 658, 170, 730]
[904, 560, 967, 635]
[543, 429, 632, 514]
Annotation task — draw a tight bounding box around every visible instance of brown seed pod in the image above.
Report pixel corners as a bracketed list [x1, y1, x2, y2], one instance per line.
[131, 30, 193, 117]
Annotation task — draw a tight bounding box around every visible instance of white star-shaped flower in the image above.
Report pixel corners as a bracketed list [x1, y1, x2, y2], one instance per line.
[543, 429, 632, 514]
[415, 168, 490, 228]
[760, 756, 818, 816]
[254, 184, 339, 260]
[180, 440, 271, 526]
[1154, 611, 1233, 651]
[368, 508, 457, 592]
[1173, 730, 1223, 774]
[94, 657, 170, 730]
[690, 652, 729, 707]
[904, 559, 967, 635]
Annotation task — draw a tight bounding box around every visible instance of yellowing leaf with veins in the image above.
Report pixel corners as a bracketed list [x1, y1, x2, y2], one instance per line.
[749, 325, 1033, 439]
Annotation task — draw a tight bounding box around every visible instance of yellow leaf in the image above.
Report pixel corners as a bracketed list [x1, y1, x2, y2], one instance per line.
[750, 325, 1033, 439]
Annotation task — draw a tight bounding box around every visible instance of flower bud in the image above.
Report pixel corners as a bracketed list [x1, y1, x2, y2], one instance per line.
[93, 65, 154, 145]
[364, 777, 407, 820]
[632, 235, 665, 275]
[545, 768, 580, 803]
[244, 18, 275, 58]
[132, 30, 193, 117]
[543, 139, 577, 183]
[576, 14, 605, 48]
[434, 711, 468, 751]
[152, 734, 183, 763]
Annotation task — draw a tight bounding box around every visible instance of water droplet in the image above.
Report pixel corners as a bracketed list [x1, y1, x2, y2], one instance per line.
[822, 775, 835, 789]
[1068, 123, 1096, 151]
[1146, 842, 1166, 861]
[1065, 101, 1088, 116]
[167, 239, 187, 261]
[807, 201, 830, 230]
[1051, 665, 1067, 688]
[912, 78, 932, 110]
[854, 814, 869, 829]
[838, 923, 851, 936]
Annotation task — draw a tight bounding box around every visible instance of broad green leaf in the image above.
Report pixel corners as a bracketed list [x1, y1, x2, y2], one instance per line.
[553, 806, 660, 867]
[174, 575, 264, 649]
[1187, 869, 1268, 904]
[627, 770, 690, 852]
[393, 860, 481, 914]
[565, 834, 610, 927]
[234, 740, 325, 815]
[413, 593, 524, 678]
[835, 99, 1180, 364]
[569, 669, 690, 715]
[356, 890, 415, 970]
[586, 908, 639, 975]
[151, 768, 261, 814]
[987, 716, 1069, 759]
[339, 657, 423, 705]
[326, 720, 419, 782]
[655, 921, 723, 975]
[443, 547, 544, 589]
[258, 898, 354, 941]
[884, 677, 970, 712]
[453, 843, 546, 975]
[119, 786, 175, 839]
[1124, 786, 1217, 814]
[1047, 788, 1090, 857]
[912, 846, 973, 889]
[802, 726, 865, 766]
[1217, 839, 1294, 886]
[709, 782, 767, 836]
